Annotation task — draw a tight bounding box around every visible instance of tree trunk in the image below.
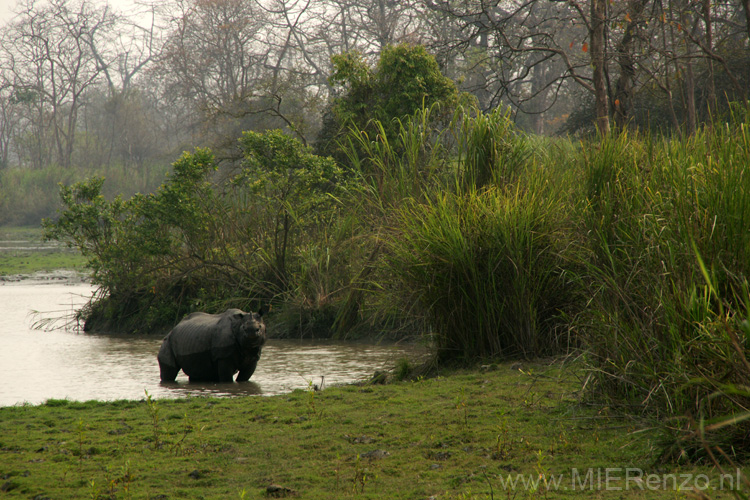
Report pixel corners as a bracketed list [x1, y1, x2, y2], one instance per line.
[613, 0, 648, 128]
[591, 0, 610, 134]
[702, 0, 717, 114]
[684, 56, 697, 135]
[683, 19, 700, 135]
[376, 0, 388, 49]
[530, 61, 546, 134]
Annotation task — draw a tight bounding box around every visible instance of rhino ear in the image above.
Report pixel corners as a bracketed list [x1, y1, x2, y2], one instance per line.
[257, 306, 265, 318]
[229, 311, 246, 328]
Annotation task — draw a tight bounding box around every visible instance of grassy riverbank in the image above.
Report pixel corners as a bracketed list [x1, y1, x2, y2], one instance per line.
[1, 360, 745, 499]
[0, 226, 87, 277]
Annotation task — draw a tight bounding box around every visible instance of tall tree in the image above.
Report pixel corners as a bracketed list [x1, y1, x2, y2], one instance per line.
[0, 80, 22, 168]
[612, 0, 650, 128]
[0, 0, 111, 168]
[84, 4, 162, 166]
[425, 0, 595, 130]
[426, 0, 748, 134]
[160, 0, 268, 115]
[590, 0, 610, 134]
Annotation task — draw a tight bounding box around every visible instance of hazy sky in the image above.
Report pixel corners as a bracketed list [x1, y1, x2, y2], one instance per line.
[0, 0, 142, 27]
[0, 1, 15, 26]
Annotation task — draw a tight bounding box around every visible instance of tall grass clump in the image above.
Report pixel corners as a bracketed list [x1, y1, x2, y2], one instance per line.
[578, 106, 750, 459]
[388, 183, 579, 362]
[456, 106, 530, 190]
[329, 105, 454, 336]
[351, 107, 582, 361]
[343, 104, 451, 208]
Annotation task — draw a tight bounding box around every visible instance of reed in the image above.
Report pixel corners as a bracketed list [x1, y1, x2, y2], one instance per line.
[577, 108, 750, 458]
[455, 106, 530, 190]
[387, 182, 578, 361]
[348, 106, 582, 361]
[342, 103, 450, 208]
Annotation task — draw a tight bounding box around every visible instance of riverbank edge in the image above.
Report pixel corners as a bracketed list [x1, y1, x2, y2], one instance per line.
[0, 227, 406, 341]
[0, 225, 89, 280]
[0, 269, 91, 284]
[1, 359, 745, 500]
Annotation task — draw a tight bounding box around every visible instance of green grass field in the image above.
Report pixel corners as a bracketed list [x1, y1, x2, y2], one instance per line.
[0, 226, 87, 276]
[1, 360, 745, 499]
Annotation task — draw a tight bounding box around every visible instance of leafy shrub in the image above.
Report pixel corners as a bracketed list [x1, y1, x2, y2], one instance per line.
[318, 44, 462, 161]
[44, 132, 348, 334]
[44, 149, 227, 332]
[237, 129, 343, 287]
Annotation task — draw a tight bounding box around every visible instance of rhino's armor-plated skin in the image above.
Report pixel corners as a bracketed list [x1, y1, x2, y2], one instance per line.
[157, 308, 266, 382]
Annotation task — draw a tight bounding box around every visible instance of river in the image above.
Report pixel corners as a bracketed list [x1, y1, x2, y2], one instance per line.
[0, 282, 424, 406]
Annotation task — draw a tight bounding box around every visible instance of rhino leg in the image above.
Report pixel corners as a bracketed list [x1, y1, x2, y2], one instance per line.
[236, 348, 261, 382]
[216, 359, 237, 382]
[159, 361, 180, 382]
[158, 335, 181, 382]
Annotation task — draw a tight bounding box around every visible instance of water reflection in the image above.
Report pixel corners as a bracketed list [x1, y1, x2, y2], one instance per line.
[159, 380, 263, 397]
[0, 283, 426, 406]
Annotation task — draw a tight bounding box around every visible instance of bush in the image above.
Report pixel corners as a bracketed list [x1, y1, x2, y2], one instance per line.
[44, 149, 229, 332]
[44, 133, 348, 334]
[342, 105, 581, 361]
[317, 44, 462, 161]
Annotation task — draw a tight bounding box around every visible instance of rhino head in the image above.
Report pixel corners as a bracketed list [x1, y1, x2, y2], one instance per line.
[234, 308, 266, 350]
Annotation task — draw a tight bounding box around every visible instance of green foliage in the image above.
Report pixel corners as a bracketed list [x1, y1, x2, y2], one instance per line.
[43, 133, 349, 334]
[456, 106, 530, 190]
[393, 357, 413, 381]
[319, 44, 461, 160]
[42, 176, 128, 281]
[343, 104, 452, 205]
[388, 185, 578, 362]
[342, 104, 578, 361]
[0, 166, 78, 226]
[338, 100, 750, 457]
[237, 130, 343, 285]
[43, 149, 227, 332]
[576, 110, 750, 458]
[234, 130, 354, 336]
[373, 44, 459, 127]
[328, 51, 371, 122]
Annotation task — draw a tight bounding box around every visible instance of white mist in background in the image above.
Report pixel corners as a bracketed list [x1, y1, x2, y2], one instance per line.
[0, 0, 144, 27]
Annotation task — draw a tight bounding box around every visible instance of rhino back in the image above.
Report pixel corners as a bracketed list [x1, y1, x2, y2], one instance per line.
[169, 315, 221, 356]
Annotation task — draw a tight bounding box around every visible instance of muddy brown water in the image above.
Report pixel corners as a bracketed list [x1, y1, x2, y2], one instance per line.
[0, 283, 425, 406]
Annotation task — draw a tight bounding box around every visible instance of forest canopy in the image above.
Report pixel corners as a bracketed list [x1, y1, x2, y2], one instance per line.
[1, 0, 748, 182]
